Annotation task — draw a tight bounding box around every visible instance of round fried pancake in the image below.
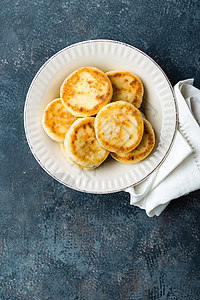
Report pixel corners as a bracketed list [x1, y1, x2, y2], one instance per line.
[42, 98, 77, 143]
[106, 70, 144, 108]
[60, 67, 113, 117]
[95, 101, 144, 153]
[111, 119, 155, 163]
[60, 143, 95, 170]
[64, 117, 109, 168]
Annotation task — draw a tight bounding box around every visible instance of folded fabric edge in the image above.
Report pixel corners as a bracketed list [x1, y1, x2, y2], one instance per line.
[147, 201, 171, 217]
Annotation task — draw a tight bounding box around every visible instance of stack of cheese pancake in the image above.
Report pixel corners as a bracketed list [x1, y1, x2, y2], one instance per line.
[42, 67, 155, 170]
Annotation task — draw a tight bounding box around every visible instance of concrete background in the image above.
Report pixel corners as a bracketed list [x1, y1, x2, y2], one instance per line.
[0, 0, 200, 299]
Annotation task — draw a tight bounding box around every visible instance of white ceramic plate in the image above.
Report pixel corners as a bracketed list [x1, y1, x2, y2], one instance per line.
[24, 40, 177, 193]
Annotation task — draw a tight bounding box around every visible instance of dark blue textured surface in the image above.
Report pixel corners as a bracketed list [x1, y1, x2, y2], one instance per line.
[0, 0, 200, 299]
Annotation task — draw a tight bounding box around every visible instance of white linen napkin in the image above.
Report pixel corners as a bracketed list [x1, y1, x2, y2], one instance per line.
[125, 79, 200, 217]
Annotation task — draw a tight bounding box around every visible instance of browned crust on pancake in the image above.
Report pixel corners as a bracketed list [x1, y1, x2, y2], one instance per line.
[60, 67, 113, 117]
[106, 71, 144, 108]
[60, 143, 95, 170]
[67, 117, 109, 167]
[42, 98, 77, 142]
[111, 118, 155, 163]
[95, 101, 144, 153]
[69, 119, 95, 160]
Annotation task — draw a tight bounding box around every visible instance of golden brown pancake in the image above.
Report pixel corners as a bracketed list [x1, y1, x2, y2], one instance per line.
[42, 98, 77, 143]
[60, 143, 95, 170]
[64, 117, 109, 168]
[106, 70, 144, 108]
[60, 67, 113, 117]
[111, 118, 155, 163]
[95, 101, 144, 153]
